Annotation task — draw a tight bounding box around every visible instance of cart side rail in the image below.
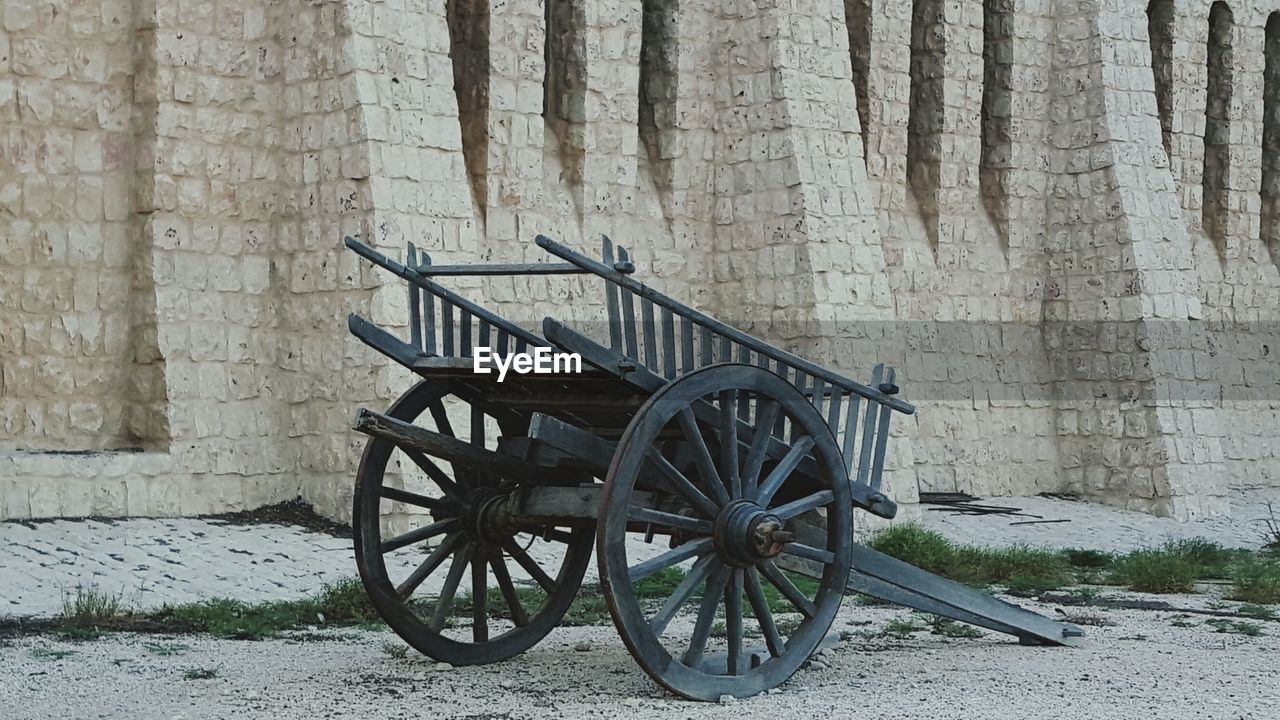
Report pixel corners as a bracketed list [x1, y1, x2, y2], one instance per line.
[536, 235, 913, 494]
[345, 237, 546, 363]
[535, 235, 913, 415]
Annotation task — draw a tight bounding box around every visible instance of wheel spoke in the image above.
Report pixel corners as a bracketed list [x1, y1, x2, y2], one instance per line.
[677, 409, 730, 505]
[755, 435, 815, 507]
[681, 564, 729, 668]
[380, 518, 458, 553]
[781, 542, 835, 565]
[400, 447, 464, 499]
[771, 490, 834, 520]
[741, 399, 780, 497]
[628, 537, 714, 581]
[490, 554, 530, 627]
[501, 539, 557, 591]
[759, 560, 816, 618]
[649, 553, 719, 636]
[628, 506, 714, 535]
[395, 532, 463, 599]
[470, 403, 488, 488]
[543, 528, 576, 544]
[719, 390, 741, 499]
[649, 451, 721, 517]
[380, 485, 446, 510]
[471, 554, 489, 642]
[429, 542, 472, 632]
[725, 568, 744, 676]
[745, 568, 784, 658]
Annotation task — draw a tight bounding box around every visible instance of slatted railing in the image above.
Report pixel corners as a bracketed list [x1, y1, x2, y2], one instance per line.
[539, 235, 914, 492]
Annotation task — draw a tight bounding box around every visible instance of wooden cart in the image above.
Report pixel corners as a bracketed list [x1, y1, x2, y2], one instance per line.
[344, 235, 1081, 701]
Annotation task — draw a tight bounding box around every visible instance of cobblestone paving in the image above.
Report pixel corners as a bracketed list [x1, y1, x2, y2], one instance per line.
[0, 519, 355, 617]
[5, 489, 1277, 619]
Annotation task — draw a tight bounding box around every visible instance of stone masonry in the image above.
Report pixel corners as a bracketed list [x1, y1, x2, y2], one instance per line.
[3, 0, 1280, 522]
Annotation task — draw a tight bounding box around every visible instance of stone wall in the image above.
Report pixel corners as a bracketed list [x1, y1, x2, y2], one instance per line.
[4, 0, 1280, 522]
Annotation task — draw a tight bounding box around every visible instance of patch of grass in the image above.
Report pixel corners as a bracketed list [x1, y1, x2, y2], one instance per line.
[879, 617, 926, 639]
[869, 525, 956, 576]
[1162, 538, 1240, 579]
[154, 598, 296, 640]
[925, 616, 983, 639]
[1066, 586, 1102, 602]
[869, 526, 1071, 592]
[29, 647, 77, 661]
[633, 567, 687, 599]
[1237, 603, 1277, 620]
[152, 579, 379, 640]
[182, 668, 218, 680]
[562, 587, 611, 627]
[143, 642, 190, 656]
[381, 641, 409, 659]
[759, 573, 822, 614]
[1058, 610, 1114, 627]
[1064, 548, 1113, 569]
[1205, 619, 1264, 637]
[59, 585, 130, 638]
[1228, 555, 1280, 604]
[1169, 614, 1198, 628]
[1109, 547, 1200, 594]
[62, 586, 127, 625]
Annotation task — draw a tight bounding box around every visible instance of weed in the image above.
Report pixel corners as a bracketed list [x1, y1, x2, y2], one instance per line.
[1205, 619, 1264, 637]
[29, 647, 77, 661]
[1228, 555, 1280, 604]
[879, 617, 926, 639]
[1109, 548, 1199, 594]
[182, 668, 218, 680]
[868, 526, 1070, 591]
[143, 642, 190, 657]
[561, 587, 611, 627]
[1237, 603, 1277, 620]
[381, 641, 409, 659]
[59, 585, 129, 638]
[869, 525, 955, 576]
[633, 568, 687, 599]
[1169, 615, 1198, 628]
[1064, 549, 1113, 569]
[1057, 610, 1113, 627]
[1067, 586, 1102, 602]
[1162, 538, 1240, 579]
[759, 573, 822, 614]
[1259, 502, 1280, 551]
[925, 616, 983, 638]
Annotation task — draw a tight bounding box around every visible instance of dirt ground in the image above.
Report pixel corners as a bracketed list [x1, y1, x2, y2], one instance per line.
[3, 591, 1276, 720]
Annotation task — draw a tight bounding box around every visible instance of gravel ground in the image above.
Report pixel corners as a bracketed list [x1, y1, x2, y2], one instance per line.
[2, 590, 1276, 720]
[917, 488, 1280, 552]
[4, 492, 1279, 718]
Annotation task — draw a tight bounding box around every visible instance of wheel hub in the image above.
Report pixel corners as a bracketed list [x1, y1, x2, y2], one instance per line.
[456, 490, 516, 547]
[713, 500, 791, 566]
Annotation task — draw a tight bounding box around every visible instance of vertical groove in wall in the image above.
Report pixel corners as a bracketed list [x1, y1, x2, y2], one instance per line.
[1203, 2, 1233, 253]
[543, 0, 587, 194]
[980, 0, 1012, 251]
[1262, 13, 1280, 256]
[908, 0, 945, 248]
[446, 0, 491, 220]
[1146, 0, 1175, 162]
[844, 0, 872, 159]
[128, 0, 169, 447]
[638, 0, 676, 192]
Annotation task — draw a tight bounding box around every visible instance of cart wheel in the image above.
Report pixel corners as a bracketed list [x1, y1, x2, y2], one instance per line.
[354, 380, 593, 665]
[598, 364, 852, 701]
